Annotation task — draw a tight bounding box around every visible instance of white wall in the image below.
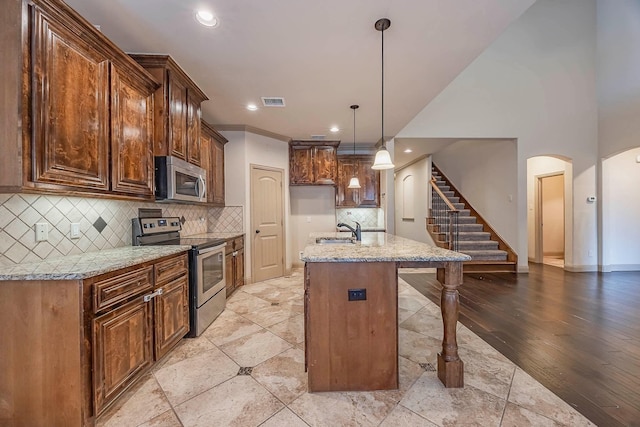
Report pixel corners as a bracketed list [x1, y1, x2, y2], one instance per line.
[395, 0, 598, 271]
[221, 130, 291, 281]
[602, 148, 640, 271]
[290, 186, 337, 268]
[432, 140, 518, 252]
[597, 0, 640, 271]
[597, 0, 640, 159]
[394, 156, 433, 244]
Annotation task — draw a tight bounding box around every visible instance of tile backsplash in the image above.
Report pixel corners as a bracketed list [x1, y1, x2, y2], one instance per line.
[0, 193, 243, 267]
[336, 208, 385, 229]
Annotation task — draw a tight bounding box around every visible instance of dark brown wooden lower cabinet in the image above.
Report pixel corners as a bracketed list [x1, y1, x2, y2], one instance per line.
[225, 235, 245, 297]
[0, 251, 189, 426]
[93, 297, 154, 414]
[154, 275, 190, 359]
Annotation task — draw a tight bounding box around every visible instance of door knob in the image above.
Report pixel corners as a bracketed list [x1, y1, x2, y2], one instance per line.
[255, 229, 260, 234]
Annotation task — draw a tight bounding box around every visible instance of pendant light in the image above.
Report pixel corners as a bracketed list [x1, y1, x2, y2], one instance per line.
[372, 18, 395, 170]
[348, 105, 362, 189]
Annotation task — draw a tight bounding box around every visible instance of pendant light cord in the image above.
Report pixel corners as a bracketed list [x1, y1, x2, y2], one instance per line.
[381, 24, 384, 148]
[353, 106, 356, 155]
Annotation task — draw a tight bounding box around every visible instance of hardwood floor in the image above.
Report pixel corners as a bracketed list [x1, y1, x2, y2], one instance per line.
[400, 264, 640, 427]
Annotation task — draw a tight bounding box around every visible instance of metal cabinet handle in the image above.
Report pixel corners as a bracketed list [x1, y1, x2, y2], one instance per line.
[143, 288, 163, 302]
[232, 251, 238, 257]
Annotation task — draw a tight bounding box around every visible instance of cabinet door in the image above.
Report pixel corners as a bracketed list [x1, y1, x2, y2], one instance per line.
[186, 92, 202, 166]
[225, 252, 235, 297]
[358, 158, 380, 207]
[234, 248, 244, 289]
[289, 145, 314, 184]
[154, 275, 189, 359]
[314, 146, 337, 185]
[110, 69, 154, 197]
[31, 7, 109, 191]
[93, 297, 153, 415]
[336, 157, 359, 207]
[212, 139, 225, 205]
[168, 72, 188, 160]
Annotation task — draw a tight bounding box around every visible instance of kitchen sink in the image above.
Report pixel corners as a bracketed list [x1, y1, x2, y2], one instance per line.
[315, 237, 356, 244]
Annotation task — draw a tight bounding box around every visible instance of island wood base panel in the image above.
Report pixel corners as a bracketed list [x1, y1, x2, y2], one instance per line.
[305, 262, 398, 392]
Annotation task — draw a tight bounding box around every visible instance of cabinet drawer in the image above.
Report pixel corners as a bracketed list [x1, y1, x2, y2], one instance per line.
[93, 266, 154, 313]
[233, 236, 244, 250]
[155, 253, 188, 285]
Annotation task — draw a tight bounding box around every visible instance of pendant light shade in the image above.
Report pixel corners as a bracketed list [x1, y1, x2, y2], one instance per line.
[372, 18, 395, 170]
[348, 176, 361, 189]
[372, 148, 394, 170]
[347, 104, 361, 189]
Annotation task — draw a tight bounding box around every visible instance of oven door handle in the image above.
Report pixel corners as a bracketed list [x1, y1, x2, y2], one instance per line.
[198, 244, 226, 256]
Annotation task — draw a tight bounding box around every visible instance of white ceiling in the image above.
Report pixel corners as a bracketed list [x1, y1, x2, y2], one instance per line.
[67, 0, 535, 162]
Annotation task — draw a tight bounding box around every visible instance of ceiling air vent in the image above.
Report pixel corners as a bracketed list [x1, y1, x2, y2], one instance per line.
[311, 135, 326, 140]
[261, 97, 286, 107]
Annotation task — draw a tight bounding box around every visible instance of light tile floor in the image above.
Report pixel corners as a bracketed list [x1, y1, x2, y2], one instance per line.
[97, 269, 595, 427]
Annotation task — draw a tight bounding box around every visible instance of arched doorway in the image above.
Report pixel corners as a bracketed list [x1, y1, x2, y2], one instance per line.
[527, 156, 572, 268]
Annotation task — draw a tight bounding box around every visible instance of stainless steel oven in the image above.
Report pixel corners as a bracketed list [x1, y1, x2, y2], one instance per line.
[191, 242, 226, 336]
[132, 215, 226, 337]
[155, 155, 207, 203]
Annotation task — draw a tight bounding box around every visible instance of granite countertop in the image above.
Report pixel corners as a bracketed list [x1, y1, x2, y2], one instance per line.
[302, 232, 471, 263]
[0, 246, 191, 281]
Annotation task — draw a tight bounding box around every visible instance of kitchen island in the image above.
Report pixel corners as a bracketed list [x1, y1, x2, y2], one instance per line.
[301, 232, 470, 392]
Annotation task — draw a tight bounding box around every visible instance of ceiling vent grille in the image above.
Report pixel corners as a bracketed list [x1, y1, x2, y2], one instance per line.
[311, 135, 326, 140]
[261, 97, 286, 107]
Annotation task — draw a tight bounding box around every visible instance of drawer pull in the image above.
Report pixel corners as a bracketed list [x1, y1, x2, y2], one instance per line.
[143, 288, 163, 302]
[232, 251, 238, 257]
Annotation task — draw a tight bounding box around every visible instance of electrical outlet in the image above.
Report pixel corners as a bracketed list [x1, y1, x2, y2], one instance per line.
[70, 223, 81, 239]
[35, 223, 48, 242]
[348, 288, 367, 301]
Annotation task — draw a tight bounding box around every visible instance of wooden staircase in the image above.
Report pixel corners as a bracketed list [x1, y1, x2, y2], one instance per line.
[428, 164, 518, 273]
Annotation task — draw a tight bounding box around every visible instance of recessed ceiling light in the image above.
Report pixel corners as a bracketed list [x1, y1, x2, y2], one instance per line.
[246, 104, 258, 111]
[404, 148, 413, 153]
[330, 126, 339, 133]
[195, 9, 219, 27]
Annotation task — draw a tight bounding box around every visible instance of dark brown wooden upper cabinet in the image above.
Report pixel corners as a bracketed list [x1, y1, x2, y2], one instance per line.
[129, 55, 209, 167]
[1, 0, 158, 200]
[336, 155, 380, 207]
[110, 69, 155, 197]
[201, 120, 227, 206]
[289, 141, 340, 185]
[30, 6, 111, 191]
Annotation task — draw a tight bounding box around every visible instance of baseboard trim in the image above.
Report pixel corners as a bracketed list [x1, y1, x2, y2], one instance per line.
[600, 264, 640, 272]
[564, 264, 598, 272]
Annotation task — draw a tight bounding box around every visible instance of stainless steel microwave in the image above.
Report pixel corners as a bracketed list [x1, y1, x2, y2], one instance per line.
[155, 156, 207, 203]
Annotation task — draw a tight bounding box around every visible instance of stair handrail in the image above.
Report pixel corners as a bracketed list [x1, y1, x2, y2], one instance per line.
[430, 177, 458, 212]
[432, 163, 518, 266]
[429, 177, 459, 251]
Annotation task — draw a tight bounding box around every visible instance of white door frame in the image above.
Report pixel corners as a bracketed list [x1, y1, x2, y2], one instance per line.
[535, 172, 565, 264]
[250, 164, 285, 283]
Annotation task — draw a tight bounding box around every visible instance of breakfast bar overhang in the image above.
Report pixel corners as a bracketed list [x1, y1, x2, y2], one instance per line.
[301, 232, 471, 392]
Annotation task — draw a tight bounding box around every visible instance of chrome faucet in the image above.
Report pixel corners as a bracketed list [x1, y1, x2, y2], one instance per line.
[337, 221, 361, 241]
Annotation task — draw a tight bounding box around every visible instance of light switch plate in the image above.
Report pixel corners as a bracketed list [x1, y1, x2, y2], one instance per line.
[70, 223, 80, 239]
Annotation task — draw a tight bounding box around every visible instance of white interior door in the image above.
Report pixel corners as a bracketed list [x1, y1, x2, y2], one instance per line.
[250, 165, 284, 282]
